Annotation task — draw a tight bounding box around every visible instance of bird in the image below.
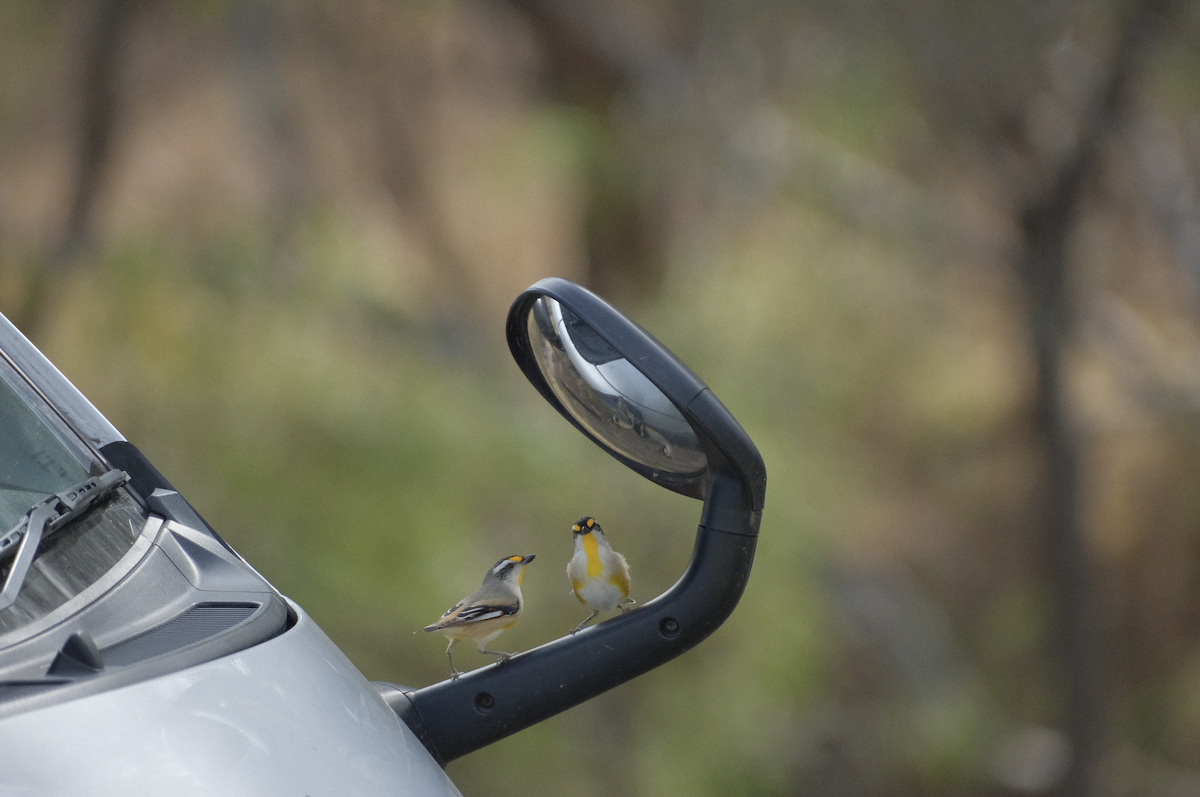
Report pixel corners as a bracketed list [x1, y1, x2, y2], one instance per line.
[423, 553, 536, 679]
[567, 517, 633, 634]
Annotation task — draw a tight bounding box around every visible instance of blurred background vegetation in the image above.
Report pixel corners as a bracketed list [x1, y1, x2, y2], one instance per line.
[3, 0, 1200, 794]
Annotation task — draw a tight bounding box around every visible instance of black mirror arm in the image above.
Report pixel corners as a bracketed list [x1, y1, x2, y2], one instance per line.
[385, 278, 766, 765]
[389, 467, 759, 766]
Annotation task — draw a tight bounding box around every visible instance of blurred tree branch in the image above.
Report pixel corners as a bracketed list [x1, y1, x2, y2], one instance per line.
[308, 0, 488, 322]
[17, 0, 142, 338]
[231, 0, 315, 284]
[1016, 3, 1174, 796]
[499, 0, 682, 299]
[1127, 110, 1200, 298]
[886, 0, 1178, 793]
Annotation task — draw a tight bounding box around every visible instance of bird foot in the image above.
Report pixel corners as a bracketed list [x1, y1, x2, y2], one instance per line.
[571, 611, 599, 634]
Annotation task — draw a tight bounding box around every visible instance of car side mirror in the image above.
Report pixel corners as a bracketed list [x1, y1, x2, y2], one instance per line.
[383, 278, 766, 765]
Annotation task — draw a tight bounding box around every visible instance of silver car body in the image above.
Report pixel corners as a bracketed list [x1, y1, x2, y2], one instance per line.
[0, 311, 461, 795]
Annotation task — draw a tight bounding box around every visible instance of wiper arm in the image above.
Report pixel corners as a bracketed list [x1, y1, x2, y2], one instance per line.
[0, 469, 129, 612]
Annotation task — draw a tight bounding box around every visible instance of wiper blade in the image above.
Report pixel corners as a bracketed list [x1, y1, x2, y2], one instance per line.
[0, 469, 129, 612]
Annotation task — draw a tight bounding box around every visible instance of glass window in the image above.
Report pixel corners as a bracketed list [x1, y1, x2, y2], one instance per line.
[0, 360, 144, 637]
[0, 376, 91, 531]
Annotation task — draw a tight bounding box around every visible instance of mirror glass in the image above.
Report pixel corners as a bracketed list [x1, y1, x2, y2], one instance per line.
[525, 297, 707, 476]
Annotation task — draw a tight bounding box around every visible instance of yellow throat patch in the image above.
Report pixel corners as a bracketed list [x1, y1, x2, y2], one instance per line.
[582, 533, 602, 578]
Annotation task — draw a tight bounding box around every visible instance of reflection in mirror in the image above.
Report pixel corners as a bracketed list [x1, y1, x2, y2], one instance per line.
[526, 297, 707, 476]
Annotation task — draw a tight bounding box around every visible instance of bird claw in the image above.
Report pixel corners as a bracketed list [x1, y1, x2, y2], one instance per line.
[571, 610, 599, 635]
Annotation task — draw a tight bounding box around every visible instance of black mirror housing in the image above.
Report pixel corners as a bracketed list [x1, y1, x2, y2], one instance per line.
[386, 278, 766, 765]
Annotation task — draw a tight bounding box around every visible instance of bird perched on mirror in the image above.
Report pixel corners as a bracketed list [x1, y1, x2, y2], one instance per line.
[423, 554, 535, 679]
[568, 517, 633, 633]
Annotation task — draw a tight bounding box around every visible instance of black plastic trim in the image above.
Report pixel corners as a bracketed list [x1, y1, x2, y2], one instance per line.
[394, 278, 766, 764]
[100, 440, 236, 554]
[100, 602, 260, 666]
[401, 523, 756, 765]
[505, 279, 767, 511]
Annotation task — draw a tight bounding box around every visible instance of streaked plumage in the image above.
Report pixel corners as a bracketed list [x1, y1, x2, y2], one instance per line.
[424, 553, 535, 679]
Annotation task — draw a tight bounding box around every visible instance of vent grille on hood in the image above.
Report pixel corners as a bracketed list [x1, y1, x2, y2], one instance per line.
[100, 602, 259, 667]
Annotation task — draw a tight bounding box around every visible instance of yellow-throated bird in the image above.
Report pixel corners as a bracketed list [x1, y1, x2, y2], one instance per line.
[423, 554, 535, 679]
[567, 517, 633, 634]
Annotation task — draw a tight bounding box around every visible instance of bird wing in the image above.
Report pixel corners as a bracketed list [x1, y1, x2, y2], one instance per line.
[425, 601, 519, 631]
[455, 602, 519, 623]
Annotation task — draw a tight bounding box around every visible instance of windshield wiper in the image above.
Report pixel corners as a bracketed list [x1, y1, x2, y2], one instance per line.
[0, 469, 129, 612]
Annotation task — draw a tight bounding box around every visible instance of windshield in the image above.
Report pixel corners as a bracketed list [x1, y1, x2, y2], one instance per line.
[0, 376, 90, 530]
[0, 360, 144, 638]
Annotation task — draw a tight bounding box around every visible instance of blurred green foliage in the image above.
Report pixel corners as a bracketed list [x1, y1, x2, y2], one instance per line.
[30, 192, 987, 797]
[5, 1, 1200, 795]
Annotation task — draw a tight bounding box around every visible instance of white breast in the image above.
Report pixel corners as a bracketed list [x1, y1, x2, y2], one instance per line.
[574, 577, 624, 611]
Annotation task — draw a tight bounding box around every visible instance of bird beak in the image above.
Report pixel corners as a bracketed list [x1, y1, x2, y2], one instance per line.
[518, 554, 535, 585]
